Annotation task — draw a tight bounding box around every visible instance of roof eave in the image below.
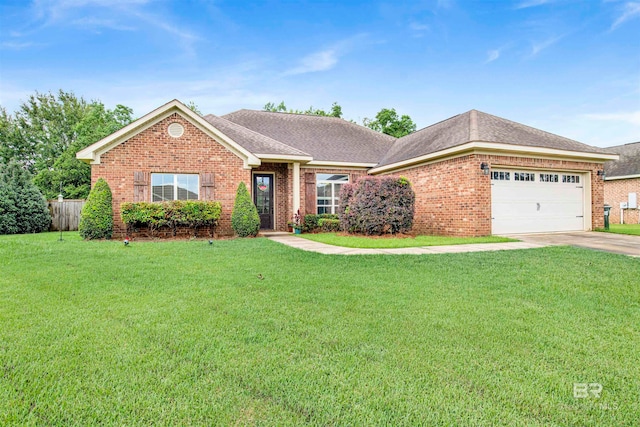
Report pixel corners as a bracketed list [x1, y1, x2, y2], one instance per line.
[255, 154, 314, 163]
[604, 174, 640, 181]
[369, 141, 620, 174]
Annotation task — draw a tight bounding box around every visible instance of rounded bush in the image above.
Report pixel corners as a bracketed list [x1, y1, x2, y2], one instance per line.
[79, 178, 113, 239]
[231, 182, 260, 237]
[0, 161, 51, 235]
[338, 176, 415, 235]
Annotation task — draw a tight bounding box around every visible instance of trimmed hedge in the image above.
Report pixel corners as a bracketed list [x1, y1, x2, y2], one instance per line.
[317, 218, 340, 232]
[231, 182, 260, 237]
[0, 161, 51, 235]
[303, 213, 339, 233]
[338, 176, 415, 235]
[79, 178, 113, 239]
[120, 200, 222, 237]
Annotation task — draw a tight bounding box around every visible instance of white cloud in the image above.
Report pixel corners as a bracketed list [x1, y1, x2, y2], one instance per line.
[528, 35, 563, 57]
[409, 21, 429, 37]
[585, 110, 640, 125]
[284, 49, 339, 76]
[71, 17, 135, 31]
[485, 49, 500, 63]
[283, 34, 368, 76]
[514, 0, 553, 9]
[610, 2, 640, 31]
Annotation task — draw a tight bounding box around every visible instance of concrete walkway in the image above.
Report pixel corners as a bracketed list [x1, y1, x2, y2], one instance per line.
[511, 231, 640, 257]
[264, 233, 546, 255]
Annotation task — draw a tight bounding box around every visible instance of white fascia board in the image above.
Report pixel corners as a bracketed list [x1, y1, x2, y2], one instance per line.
[369, 141, 620, 174]
[255, 154, 313, 163]
[305, 160, 377, 168]
[76, 99, 260, 168]
[604, 174, 640, 181]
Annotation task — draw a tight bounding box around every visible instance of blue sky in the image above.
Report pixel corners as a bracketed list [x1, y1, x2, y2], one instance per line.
[0, 0, 639, 147]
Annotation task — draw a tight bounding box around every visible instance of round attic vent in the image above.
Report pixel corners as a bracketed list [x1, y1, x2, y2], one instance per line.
[168, 122, 184, 138]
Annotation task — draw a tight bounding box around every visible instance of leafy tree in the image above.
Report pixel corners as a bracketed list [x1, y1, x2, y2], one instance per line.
[185, 101, 202, 115]
[363, 108, 417, 138]
[263, 101, 343, 118]
[1, 90, 134, 199]
[79, 178, 113, 239]
[0, 160, 51, 235]
[231, 182, 260, 237]
[33, 103, 133, 199]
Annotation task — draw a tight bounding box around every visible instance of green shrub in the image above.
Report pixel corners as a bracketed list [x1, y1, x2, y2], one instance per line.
[303, 213, 339, 232]
[318, 218, 341, 232]
[79, 178, 113, 239]
[231, 182, 260, 237]
[338, 176, 415, 235]
[120, 200, 221, 237]
[0, 161, 51, 234]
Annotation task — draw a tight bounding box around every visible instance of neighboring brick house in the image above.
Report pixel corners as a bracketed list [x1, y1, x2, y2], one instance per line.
[77, 100, 617, 237]
[604, 141, 640, 224]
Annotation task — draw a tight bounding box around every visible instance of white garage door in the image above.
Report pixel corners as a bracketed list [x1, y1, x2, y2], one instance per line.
[491, 169, 585, 234]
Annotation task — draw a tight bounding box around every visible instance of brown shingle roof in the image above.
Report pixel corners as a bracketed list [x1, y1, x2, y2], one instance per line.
[222, 110, 395, 163]
[203, 114, 310, 157]
[377, 110, 610, 167]
[604, 141, 640, 177]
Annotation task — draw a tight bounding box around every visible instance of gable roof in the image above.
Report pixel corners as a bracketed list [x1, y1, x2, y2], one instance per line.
[604, 141, 640, 179]
[203, 114, 312, 160]
[376, 110, 614, 169]
[76, 99, 260, 167]
[222, 109, 395, 165]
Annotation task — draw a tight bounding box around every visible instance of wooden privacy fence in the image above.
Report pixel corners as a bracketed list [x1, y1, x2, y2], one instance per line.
[48, 199, 85, 231]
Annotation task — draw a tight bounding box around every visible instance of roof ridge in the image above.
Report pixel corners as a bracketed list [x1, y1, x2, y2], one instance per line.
[203, 114, 310, 156]
[469, 109, 479, 141]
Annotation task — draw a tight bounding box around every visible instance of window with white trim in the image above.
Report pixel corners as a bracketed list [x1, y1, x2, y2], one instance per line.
[316, 173, 348, 214]
[151, 173, 199, 201]
[562, 174, 580, 183]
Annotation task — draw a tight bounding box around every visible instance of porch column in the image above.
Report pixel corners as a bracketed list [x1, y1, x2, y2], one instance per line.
[293, 162, 301, 215]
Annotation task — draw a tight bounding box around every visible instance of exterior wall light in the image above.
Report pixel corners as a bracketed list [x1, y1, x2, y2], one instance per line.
[597, 170, 606, 180]
[480, 162, 490, 175]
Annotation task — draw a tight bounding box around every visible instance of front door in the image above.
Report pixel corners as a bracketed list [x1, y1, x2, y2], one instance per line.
[253, 173, 274, 229]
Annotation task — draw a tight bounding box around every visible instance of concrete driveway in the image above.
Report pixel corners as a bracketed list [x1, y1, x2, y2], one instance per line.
[510, 231, 640, 257]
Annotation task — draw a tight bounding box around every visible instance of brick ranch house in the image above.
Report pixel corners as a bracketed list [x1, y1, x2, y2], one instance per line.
[77, 100, 618, 237]
[604, 141, 639, 224]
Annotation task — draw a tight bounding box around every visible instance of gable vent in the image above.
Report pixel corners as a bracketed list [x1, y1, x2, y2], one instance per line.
[168, 122, 184, 138]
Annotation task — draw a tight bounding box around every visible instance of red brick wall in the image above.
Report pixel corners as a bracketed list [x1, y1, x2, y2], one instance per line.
[91, 112, 251, 237]
[384, 155, 490, 236]
[380, 154, 605, 236]
[604, 178, 640, 224]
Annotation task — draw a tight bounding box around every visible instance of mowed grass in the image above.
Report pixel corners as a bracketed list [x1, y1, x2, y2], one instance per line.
[1, 233, 638, 426]
[299, 232, 516, 248]
[597, 223, 640, 236]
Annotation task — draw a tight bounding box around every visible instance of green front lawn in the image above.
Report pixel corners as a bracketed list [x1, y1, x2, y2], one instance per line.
[1, 233, 638, 425]
[299, 232, 516, 248]
[597, 223, 640, 236]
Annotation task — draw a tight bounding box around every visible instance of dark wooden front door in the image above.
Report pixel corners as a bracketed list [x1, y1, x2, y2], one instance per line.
[253, 173, 274, 229]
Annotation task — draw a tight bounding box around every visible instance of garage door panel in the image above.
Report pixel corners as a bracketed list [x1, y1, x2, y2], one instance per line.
[491, 169, 585, 234]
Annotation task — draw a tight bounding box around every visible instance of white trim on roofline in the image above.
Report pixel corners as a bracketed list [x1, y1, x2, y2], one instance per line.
[368, 141, 619, 174]
[604, 174, 640, 181]
[76, 99, 261, 168]
[255, 154, 314, 163]
[306, 160, 378, 168]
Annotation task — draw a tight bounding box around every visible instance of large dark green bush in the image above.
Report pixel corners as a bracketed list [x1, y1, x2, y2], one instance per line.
[0, 161, 51, 234]
[120, 200, 222, 237]
[339, 176, 415, 235]
[231, 182, 260, 237]
[79, 178, 113, 239]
